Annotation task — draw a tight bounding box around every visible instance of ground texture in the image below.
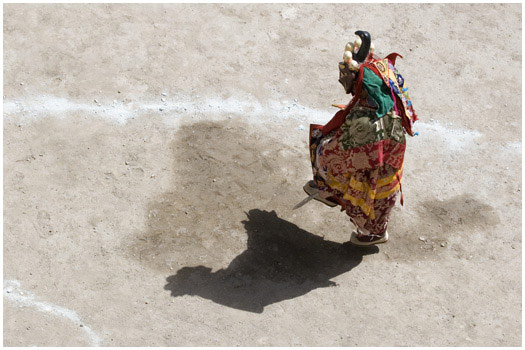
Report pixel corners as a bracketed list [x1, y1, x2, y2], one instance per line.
[3, 3, 522, 347]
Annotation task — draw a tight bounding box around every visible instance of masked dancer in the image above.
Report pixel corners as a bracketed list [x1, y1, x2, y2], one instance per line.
[305, 30, 418, 246]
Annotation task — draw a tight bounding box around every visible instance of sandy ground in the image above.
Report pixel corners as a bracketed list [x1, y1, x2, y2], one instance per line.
[3, 3, 522, 347]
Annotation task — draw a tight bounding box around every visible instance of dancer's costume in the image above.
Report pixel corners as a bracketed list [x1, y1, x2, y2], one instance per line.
[308, 31, 418, 244]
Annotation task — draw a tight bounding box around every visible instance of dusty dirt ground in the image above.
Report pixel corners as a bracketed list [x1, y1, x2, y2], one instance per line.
[3, 3, 522, 347]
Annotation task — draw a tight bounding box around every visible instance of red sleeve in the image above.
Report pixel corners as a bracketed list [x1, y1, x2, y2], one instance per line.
[321, 109, 346, 136]
[321, 66, 365, 136]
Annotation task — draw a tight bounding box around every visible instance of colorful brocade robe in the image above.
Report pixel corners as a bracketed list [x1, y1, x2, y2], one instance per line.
[309, 53, 416, 220]
[310, 105, 406, 220]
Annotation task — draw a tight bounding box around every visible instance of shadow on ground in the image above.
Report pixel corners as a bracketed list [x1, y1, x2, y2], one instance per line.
[128, 119, 500, 313]
[128, 120, 378, 313]
[164, 209, 377, 313]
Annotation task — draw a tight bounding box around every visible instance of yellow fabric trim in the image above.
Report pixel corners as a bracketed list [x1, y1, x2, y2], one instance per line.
[342, 193, 375, 219]
[326, 174, 348, 193]
[347, 165, 403, 196]
[348, 177, 376, 199]
[324, 164, 403, 218]
[348, 176, 370, 192]
[377, 164, 404, 187]
[375, 182, 400, 199]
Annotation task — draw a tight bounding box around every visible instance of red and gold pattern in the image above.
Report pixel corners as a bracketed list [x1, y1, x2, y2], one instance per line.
[309, 107, 406, 235]
[308, 47, 416, 237]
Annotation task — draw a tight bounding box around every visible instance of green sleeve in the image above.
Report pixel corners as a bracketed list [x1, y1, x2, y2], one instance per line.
[362, 67, 394, 119]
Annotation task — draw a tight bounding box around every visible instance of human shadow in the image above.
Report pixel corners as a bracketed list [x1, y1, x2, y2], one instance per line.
[164, 209, 378, 313]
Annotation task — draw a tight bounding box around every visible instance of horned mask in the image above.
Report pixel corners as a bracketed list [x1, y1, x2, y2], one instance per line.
[338, 30, 375, 94]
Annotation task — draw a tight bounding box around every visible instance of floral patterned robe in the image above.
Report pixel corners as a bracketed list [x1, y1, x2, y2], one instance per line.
[310, 104, 406, 236]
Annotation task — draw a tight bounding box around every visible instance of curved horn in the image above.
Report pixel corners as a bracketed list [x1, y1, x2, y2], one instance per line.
[353, 30, 371, 63]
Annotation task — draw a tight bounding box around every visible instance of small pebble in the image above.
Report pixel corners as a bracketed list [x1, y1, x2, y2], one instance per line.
[293, 98, 298, 102]
[161, 98, 166, 102]
[118, 90, 121, 94]
[161, 92, 167, 96]
[80, 325, 84, 327]
[150, 174, 155, 178]
[20, 82, 24, 85]
[94, 99, 98, 103]
[440, 242, 446, 247]
[418, 237, 425, 241]
[159, 107, 164, 111]
[212, 179, 216, 182]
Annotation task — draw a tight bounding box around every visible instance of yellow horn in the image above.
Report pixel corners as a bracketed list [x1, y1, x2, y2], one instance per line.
[349, 60, 359, 71]
[354, 36, 362, 50]
[343, 50, 353, 62]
